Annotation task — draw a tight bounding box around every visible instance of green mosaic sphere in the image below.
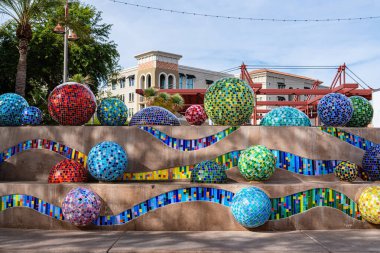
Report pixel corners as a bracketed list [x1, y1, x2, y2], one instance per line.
[346, 96, 373, 127]
[191, 161, 227, 183]
[238, 145, 276, 181]
[260, 106, 311, 126]
[334, 161, 358, 182]
[97, 98, 128, 126]
[204, 77, 254, 125]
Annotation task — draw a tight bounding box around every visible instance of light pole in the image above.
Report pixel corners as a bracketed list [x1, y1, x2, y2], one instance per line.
[53, 0, 79, 83]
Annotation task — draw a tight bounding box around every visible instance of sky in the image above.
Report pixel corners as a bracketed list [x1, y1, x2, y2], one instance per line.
[2, 0, 380, 88]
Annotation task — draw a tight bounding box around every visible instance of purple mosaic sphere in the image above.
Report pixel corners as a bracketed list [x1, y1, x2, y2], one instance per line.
[129, 106, 180, 126]
[317, 93, 353, 126]
[62, 187, 102, 226]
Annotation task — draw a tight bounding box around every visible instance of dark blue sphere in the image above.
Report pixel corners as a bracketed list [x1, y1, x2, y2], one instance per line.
[317, 93, 353, 126]
[362, 144, 380, 181]
[0, 93, 29, 126]
[97, 98, 128, 126]
[87, 141, 128, 181]
[22, 106, 43, 125]
[129, 106, 180, 126]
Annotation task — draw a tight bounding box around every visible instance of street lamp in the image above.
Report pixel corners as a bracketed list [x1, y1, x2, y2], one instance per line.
[53, 0, 79, 83]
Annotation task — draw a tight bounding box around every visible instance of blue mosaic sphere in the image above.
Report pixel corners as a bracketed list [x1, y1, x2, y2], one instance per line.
[21, 106, 42, 125]
[87, 141, 128, 181]
[129, 106, 180, 126]
[362, 144, 380, 181]
[191, 161, 227, 183]
[97, 98, 128, 126]
[231, 187, 271, 228]
[260, 106, 311, 126]
[317, 93, 353, 126]
[0, 93, 29, 126]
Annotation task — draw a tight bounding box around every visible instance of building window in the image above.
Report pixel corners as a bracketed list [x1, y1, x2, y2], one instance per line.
[128, 76, 135, 87]
[277, 96, 286, 101]
[206, 80, 213, 87]
[168, 75, 174, 89]
[159, 74, 166, 89]
[140, 75, 146, 89]
[147, 74, 152, 88]
[304, 86, 310, 89]
[119, 78, 125, 89]
[277, 82, 285, 89]
[111, 80, 116, 90]
[179, 74, 185, 89]
[120, 94, 125, 103]
[186, 75, 195, 89]
[129, 108, 134, 117]
[129, 93, 134, 102]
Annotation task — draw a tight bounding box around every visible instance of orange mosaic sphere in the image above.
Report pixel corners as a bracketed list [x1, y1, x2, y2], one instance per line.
[48, 159, 88, 183]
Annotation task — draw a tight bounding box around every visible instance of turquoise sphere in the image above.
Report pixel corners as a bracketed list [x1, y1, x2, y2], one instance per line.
[0, 93, 29, 126]
[260, 106, 311, 126]
[97, 98, 128, 126]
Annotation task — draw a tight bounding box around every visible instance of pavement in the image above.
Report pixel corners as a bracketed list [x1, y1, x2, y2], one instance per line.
[1, 229, 380, 253]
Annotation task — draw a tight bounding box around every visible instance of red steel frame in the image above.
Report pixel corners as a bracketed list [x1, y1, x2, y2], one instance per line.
[136, 63, 372, 125]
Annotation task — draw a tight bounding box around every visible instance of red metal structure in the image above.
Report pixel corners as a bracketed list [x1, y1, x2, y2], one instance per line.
[136, 63, 372, 125]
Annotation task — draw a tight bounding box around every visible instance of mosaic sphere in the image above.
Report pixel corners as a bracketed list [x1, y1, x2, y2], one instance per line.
[48, 159, 88, 183]
[21, 106, 42, 125]
[362, 144, 380, 181]
[231, 187, 271, 228]
[48, 82, 97, 125]
[87, 141, 128, 181]
[185, 105, 207, 125]
[346, 96, 373, 127]
[358, 186, 380, 224]
[260, 106, 311, 126]
[97, 98, 128, 126]
[0, 93, 29, 126]
[317, 93, 353, 126]
[191, 161, 227, 183]
[129, 106, 180, 126]
[334, 161, 358, 182]
[62, 187, 102, 226]
[204, 77, 254, 125]
[238, 145, 276, 181]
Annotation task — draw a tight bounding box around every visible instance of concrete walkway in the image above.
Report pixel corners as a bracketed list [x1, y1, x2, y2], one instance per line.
[0, 229, 380, 252]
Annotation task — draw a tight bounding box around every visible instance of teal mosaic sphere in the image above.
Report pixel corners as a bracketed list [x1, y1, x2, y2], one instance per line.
[260, 106, 311, 126]
[0, 93, 29, 126]
[204, 77, 254, 125]
[346, 96, 373, 127]
[238, 145, 276, 181]
[190, 161, 227, 183]
[231, 187, 271, 228]
[97, 98, 128, 126]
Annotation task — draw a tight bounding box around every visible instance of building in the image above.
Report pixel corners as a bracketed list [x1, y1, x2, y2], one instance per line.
[108, 51, 232, 119]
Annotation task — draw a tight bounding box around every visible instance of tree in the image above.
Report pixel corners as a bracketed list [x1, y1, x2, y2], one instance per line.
[0, 0, 61, 97]
[143, 88, 185, 113]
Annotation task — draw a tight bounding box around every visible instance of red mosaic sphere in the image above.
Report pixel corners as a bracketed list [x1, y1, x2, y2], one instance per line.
[185, 105, 207, 125]
[48, 82, 96, 125]
[48, 159, 88, 183]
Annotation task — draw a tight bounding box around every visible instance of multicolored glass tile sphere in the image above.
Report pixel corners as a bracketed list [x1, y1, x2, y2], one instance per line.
[260, 106, 311, 126]
[87, 141, 128, 181]
[333, 161, 358, 182]
[48, 82, 97, 125]
[317, 93, 353, 126]
[0, 93, 29, 126]
[62, 187, 102, 226]
[21, 106, 42, 125]
[346, 96, 373, 127]
[190, 161, 227, 183]
[97, 98, 128, 126]
[185, 105, 207, 125]
[230, 187, 271, 228]
[129, 106, 180, 126]
[204, 78, 254, 125]
[358, 186, 380, 224]
[238, 145, 276, 181]
[48, 159, 88, 183]
[362, 144, 380, 181]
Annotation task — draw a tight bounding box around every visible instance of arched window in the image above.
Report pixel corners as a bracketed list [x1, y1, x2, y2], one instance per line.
[168, 75, 174, 89]
[159, 73, 166, 89]
[140, 75, 146, 89]
[146, 74, 152, 88]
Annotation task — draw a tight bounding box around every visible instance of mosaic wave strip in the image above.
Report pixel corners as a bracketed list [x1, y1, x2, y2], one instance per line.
[138, 126, 239, 151]
[0, 139, 87, 166]
[319, 127, 376, 151]
[0, 187, 360, 226]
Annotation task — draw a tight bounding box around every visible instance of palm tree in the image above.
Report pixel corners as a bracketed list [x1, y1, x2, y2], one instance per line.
[0, 0, 61, 97]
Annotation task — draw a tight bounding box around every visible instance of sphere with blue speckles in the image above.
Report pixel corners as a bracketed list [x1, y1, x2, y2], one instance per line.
[21, 106, 43, 125]
[97, 98, 128, 126]
[0, 93, 29, 126]
[317, 93, 353, 126]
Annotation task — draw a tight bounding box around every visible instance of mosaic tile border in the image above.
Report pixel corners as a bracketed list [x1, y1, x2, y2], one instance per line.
[138, 126, 239, 151]
[0, 187, 361, 226]
[319, 127, 376, 151]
